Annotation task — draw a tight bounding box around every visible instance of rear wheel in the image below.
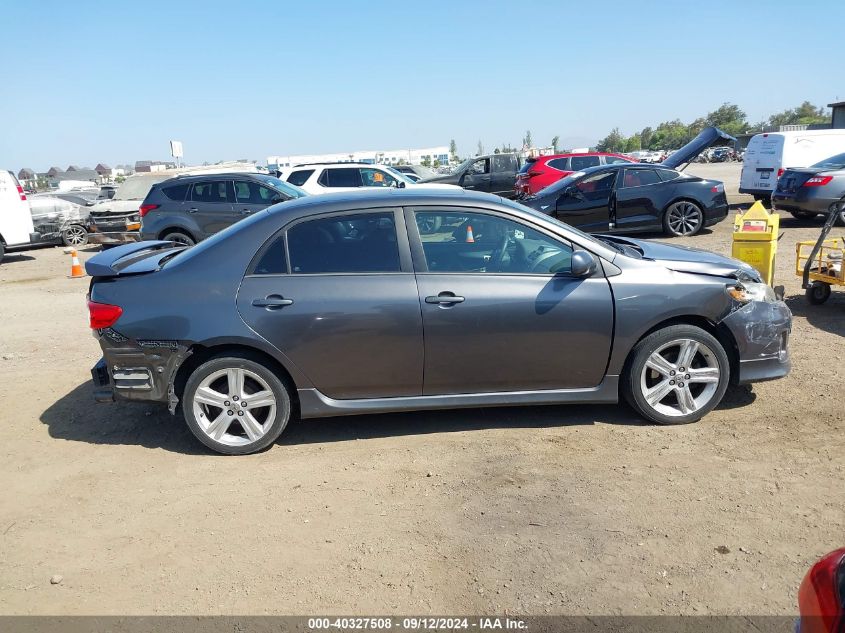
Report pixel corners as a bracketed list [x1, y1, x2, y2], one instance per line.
[789, 210, 819, 221]
[161, 231, 195, 246]
[183, 354, 291, 455]
[61, 224, 89, 247]
[623, 325, 730, 425]
[806, 281, 831, 305]
[663, 201, 704, 237]
[0, 241, 5, 262]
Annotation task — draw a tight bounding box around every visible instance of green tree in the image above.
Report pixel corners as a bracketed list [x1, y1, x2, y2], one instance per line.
[433, 159, 441, 168]
[449, 139, 458, 161]
[625, 135, 641, 152]
[768, 101, 829, 127]
[639, 127, 653, 150]
[421, 156, 432, 167]
[704, 102, 747, 137]
[595, 127, 626, 153]
[551, 135, 560, 153]
[115, 175, 126, 184]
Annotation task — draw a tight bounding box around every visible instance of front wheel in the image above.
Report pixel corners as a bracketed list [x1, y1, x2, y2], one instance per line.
[62, 224, 89, 247]
[183, 354, 292, 455]
[806, 281, 831, 305]
[622, 325, 730, 425]
[663, 201, 704, 237]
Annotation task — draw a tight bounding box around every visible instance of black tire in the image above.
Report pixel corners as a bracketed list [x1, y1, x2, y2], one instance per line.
[0, 240, 5, 262]
[183, 353, 291, 455]
[61, 224, 89, 247]
[806, 281, 831, 305]
[162, 231, 196, 246]
[789, 210, 819, 221]
[662, 200, 704, 237]
[622, 324, 730, 426]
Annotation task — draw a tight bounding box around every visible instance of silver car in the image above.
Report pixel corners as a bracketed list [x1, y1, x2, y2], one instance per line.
[773, 152, 845, 223]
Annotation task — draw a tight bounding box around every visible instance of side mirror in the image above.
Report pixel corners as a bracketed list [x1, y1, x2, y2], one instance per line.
[271, 195, 285, 204]
[565, 186, 584, 200]
[570, 250, 597, 277]
[396, 180, 406, 189]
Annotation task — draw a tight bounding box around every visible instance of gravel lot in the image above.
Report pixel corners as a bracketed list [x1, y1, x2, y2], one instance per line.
[0, 164, 842, 615]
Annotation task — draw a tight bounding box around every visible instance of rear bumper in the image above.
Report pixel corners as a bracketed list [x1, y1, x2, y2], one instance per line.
[738, 187, 773, 197]
[704, 203, 729, 227]
[772, 193, 838, 215]
[720, 300, 792, 385]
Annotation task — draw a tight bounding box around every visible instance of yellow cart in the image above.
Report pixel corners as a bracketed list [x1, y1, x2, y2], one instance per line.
[797, 199, 845, 304]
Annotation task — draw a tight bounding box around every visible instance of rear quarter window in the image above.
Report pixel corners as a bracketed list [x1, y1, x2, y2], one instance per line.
[161, 183, 190, 201]
[570, 155, 601, 170]
[547, 158, 570, 171]
[656, 169, 680, 182]
[287, 170, 314, 186]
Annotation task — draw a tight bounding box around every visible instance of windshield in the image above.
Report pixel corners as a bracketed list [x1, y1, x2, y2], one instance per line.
[812, 152, 845, 170]
[452, 157, 474, 174]
[253, 174, 307, 198]
[113, 175, 171, 200]
[383, 166, 414, 184]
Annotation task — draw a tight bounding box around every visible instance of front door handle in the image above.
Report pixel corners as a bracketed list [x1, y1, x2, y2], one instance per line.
[252, 295, 294, 309]
[425, 293, 465, 305]
[240, 208, 252, 215]
[187, 207, 198, 213]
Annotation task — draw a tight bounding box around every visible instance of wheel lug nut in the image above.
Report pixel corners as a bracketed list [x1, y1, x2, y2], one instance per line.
[224, 401, 230, 406]
[237, 411, 244, 416]
[669, 380, 675, 385]
[670, 371, 676, 376]
[679, 382, 685, 387]
[242, 402, 247, 407]
[679, 367, 685, 372]
[227, 410, 233, 416]
[233, 396, 239, 401]
[685, 374, 690, 380]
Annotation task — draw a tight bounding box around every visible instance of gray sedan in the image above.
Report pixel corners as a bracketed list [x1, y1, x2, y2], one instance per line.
[773, 152, 845, 223]
[86, 189, 791, 455]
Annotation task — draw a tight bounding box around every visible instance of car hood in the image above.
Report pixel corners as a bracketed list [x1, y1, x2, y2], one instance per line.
[88, 199, 143, 215]
[416, 174, 456, 184]
[601, 235, 760, 280]
[409, 182, 461, 190]
[661, 126, 737, 169]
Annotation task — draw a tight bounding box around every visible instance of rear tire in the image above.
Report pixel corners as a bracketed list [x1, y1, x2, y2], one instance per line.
[0, 241, 5, 262]
[622, 325, 730, 425]
[161, 231, 196, 246]
[183, 354, 291, 455]
[61, 224, 89, 247]
[806, 281, 831, 305]
[789, 210, 819, 221]
[663, 201, 704, 237]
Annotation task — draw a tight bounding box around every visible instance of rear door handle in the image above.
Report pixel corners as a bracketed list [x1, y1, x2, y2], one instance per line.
[187, 207, 198, 213]
[425, 293, 465, 304]
[240, 208, 252, 215]
[252, 295, 294, 309]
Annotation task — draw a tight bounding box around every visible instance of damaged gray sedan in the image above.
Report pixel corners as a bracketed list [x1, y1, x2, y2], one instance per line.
[29, 194, 90, 247]
[86, 189, 791, 455]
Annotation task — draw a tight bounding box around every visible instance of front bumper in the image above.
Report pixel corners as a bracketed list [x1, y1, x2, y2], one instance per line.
[87, 230, 142, 245]
[721, 300, 792, 385]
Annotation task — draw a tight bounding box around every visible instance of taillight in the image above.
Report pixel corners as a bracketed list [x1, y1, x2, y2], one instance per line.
[88, 299, 123, 329]
[711, 183, 724, 193]
[16, 184, 26, 201]
[139, 203, 159, 218]
[798, 549, 845, 633]
[803, 176, 834, 187]
[777, 168, 785, 178]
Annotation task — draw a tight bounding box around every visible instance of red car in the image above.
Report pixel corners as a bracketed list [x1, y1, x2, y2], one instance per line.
[798, 548, 845, 633]
[515, 152, 636, 196]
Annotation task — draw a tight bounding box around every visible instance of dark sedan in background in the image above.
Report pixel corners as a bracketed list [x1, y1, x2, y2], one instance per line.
[86, 189, 790, 455]
[520, 127, 733, 237]
[773, 152, 845, 224]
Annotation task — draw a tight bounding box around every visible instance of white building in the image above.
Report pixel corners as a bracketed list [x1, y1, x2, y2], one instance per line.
[268, 146, 450, 170]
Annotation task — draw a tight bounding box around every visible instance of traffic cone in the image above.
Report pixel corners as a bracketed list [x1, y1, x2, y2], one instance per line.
[465, 225, 475, 243]
[68, 249, 85, 279]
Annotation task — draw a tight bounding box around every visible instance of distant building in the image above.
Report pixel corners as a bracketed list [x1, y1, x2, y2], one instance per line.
[135, 160, 176, 173]
[829, 101, 845, 129]
[267, 146, 450, 170]
[46, 166, 62, 177]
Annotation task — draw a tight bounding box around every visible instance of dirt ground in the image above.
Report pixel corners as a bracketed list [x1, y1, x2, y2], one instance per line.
[0, 165, 842, 615]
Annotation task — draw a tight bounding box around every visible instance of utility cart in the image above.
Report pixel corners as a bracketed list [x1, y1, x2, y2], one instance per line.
[797, 198, 845, 304]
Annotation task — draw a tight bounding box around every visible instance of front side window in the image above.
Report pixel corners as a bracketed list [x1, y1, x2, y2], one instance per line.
[234, 180, 279, 204]
[191, 180, 233, 203]
[574, 171, 616, 198]
[320, 168, 362, 188]
[570, 155, 601, 171]
[469, 159, 490, 175]
[360, 168, 397, 187]
[288, 212, 400, 273]
[414, 211, 572, 275]
[287, 169, 314, 186]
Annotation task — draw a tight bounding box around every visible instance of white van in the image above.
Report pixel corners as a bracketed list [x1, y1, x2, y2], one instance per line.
[740, 130, 845, 200]
[0, 170, 38, 262]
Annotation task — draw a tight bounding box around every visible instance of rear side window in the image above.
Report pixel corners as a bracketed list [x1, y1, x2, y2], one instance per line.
[492, 154, 516, 172]
[604, 156, 631, 165]
[287, 169, 314, 186]
[191, 180, 233, 203]
[253, 235, 288, 275]
[161, 183, 189, 201]
[547, 158, 570, 171]
[656, 169, 680, 182]
[621, 169, 661, 188]
[287, 212, 400, 273]
[570, 155, 601, 170]
[321, 168, 362, 188]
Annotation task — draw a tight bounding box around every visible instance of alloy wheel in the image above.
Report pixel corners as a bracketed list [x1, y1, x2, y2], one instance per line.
[63, 225, 88, 246]
[191, 367, 277, 447]
[639, 338, 720, 418]
[666, 202, 703, 236]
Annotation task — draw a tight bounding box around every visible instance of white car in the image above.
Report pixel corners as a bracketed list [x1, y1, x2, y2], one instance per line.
[283, 163, 459, 195]
[0, 170, 38, 262]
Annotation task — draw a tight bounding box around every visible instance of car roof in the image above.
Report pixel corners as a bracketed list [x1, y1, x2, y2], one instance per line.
[291, 162, 394, 169]
[152, 172, 272, 186]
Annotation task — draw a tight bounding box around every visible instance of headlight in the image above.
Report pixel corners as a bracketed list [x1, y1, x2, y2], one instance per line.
[727, 282, 776, 304]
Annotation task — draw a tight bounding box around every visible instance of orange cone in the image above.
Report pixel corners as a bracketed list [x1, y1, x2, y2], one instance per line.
[465, 225, 475, 243]
[68, 249, 85, 279]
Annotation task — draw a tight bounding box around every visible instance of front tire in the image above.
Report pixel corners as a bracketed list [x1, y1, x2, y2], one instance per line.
[663, 201, 704, 237]
[162, 231, 196, 246]
[62, 224, 89, 247]
[806, 281, 831, 305]
[622, 325, 730, 425]
[183, 354, 291, 455]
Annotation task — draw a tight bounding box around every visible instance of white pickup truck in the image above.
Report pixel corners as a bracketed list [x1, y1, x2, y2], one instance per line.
[0, 170, 40, 262]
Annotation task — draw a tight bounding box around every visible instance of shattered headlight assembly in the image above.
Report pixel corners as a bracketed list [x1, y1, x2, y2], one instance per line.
[727, 281, 776, 305]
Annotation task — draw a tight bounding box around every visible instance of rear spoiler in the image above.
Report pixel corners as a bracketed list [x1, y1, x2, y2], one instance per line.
[85, 240, 183, 277]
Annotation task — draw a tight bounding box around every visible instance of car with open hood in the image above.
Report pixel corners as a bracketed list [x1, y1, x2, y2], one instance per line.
[520, 127, 735, 237]
[86, 188, 790, 455]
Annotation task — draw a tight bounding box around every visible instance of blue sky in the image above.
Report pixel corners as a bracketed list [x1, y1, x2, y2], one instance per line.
[1, 0, 841, 170]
